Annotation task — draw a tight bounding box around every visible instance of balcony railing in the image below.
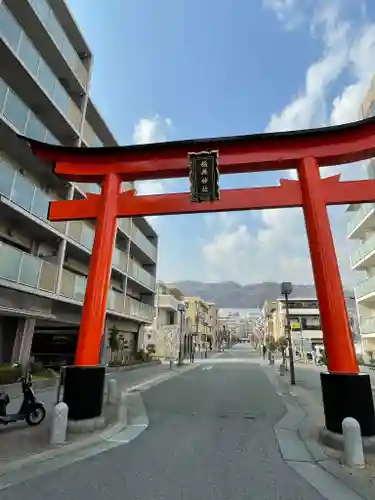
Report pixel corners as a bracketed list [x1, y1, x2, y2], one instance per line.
[131, 225, 157, 261]
[0, 241, 58, 293]
[67, 221, 95, 250]
[350, 232, 375, 268]
[128, 260, 155, 290]
[59, 269, 153, 321]
[347, 203, 375, 236]
[158, 294, 179, 311]
[360, 317, 375, 335]
[356, 275, 375, 300]
[112, 247, 128, 273]
[118, 218, 131, 235]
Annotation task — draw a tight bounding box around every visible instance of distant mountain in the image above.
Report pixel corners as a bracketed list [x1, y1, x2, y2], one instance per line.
[167, 281, 353, 308]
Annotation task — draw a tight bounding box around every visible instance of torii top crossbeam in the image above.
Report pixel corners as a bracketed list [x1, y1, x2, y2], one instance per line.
[22, 115, 375, 183]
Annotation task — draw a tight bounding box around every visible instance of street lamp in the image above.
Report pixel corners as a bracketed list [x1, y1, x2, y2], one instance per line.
[281, 282, 296, 385]
[177, 303, 185, 366]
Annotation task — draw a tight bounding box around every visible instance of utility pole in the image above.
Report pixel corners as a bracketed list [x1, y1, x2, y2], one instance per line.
[281, 282, 296, 385]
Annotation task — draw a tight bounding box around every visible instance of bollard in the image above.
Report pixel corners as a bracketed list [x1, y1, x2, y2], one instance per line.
[279, 363, 285, 376]
[169, 360, 173, 370]
[107, 378, 118, 405]
[50, 402, 68, 445]
[342, 417, 365, 468]
[117, 391, 128, 425]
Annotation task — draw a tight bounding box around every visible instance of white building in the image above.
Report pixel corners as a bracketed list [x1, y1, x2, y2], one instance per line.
[218, 308, 260, 341]
[0, 0, 157, 368]
[346, 76, 375, 361]
[144, 282, 187, 360]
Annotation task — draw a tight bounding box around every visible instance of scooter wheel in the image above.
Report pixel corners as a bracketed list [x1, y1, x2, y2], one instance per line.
[26, 403, 46, 426]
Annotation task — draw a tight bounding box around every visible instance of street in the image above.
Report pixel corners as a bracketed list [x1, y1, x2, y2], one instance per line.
[1, 346, 327, 500]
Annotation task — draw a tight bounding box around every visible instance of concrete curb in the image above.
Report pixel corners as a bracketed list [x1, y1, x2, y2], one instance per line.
[262, 363, 375, 500]
[0, 360, 162, 398]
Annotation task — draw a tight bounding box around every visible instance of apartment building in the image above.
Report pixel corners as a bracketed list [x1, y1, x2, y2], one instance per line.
[218, 308, 260, 343]
[347, 73, 375, 360]
[184, 296, 213, 352]
[263, 298, 323, 353]
[0, 0, 157, 368]
[150, 282, 187, 360]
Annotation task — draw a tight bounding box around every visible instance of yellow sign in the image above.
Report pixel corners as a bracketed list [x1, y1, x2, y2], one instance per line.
[291, 322, 301, 330]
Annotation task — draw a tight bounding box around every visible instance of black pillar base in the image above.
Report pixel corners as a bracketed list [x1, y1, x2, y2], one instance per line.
[63, 366, 106, 421]
[321, 372, 375, 436]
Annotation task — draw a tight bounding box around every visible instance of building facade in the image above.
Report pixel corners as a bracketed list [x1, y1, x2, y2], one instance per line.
[148, 282, 186, 360]
[0, 0, 157, 368]
[347, 73, 375, 361]
[184, 296, 213, 353]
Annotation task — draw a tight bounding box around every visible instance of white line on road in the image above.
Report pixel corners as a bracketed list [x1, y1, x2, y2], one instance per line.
[201, 365, 213, 371]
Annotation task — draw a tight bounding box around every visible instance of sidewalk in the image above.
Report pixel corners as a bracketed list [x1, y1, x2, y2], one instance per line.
[0, 361, 195, 469]
[261, 356, 375, 496]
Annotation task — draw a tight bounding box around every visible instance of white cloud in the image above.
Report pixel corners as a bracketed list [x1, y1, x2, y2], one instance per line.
[263, 0, 307, 30]
[132, 114, 172, 225]
[202, 0, 374, 287]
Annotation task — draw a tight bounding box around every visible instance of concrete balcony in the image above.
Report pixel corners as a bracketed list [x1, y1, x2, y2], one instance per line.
[128, 260, 155, 291]
[350, 232, 375, 270]
[67, 220, 94, 251]
[0, 241, 58, 294]
[158, 294, 179, 311]
[59, 269, 153, 322]
[288, 308, 320, 316]
[131, 224, 157, 264]
[347, 203, 375, 239]
[356, 275, 375, 303]
[360, 316, 375, 336]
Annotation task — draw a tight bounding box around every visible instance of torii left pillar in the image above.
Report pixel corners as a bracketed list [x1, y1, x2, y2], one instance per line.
[63, 173, 121, 422]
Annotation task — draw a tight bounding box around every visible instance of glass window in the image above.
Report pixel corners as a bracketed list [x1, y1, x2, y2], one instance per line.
[45, 130, 60, 145]
[74, 275, 86, 301]
[0, 5, 22, 51]
[52, 81, 68, 114]
[81, 225, 94, 250]
[3, 89, 29, 132]
[31, 190, 50, 220]
[29, 0, 50, 26]
[37, 59, 55, 98]
[25, 113, 46, 141]
[0, 157, 15, 197]
[19, 254, 41, 287]
[0, 243, 22, 281]
[11, 173, 34, 211]
[47, 13, 64, 51]
[61, 38, 77, 70]
[18, 34, 40, 76]
[0, 78, 8, 112]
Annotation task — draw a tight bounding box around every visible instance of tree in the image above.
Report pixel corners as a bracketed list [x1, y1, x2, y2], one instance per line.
[108, 325, 120, 362]
[276, 336, 288, 362]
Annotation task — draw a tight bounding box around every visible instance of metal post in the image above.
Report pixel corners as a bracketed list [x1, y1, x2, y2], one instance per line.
[178, 309, 183, 365]
[284, 293, 296, 385]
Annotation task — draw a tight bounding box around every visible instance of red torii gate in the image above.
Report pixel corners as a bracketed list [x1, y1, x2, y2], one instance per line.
[24, 117, 375, 435]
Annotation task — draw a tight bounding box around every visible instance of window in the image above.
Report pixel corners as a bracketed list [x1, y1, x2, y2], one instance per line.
[45, 130, 60, 145]
[0, 158, 15, 197]
[18, 35, 40, 76]
[37, 59, 55, 98]
[0, 78, 7, 112]
[0, 5, 22, 51]
[29, 0, 51, 26]
[25, 113, 46, 142]
[19, 254, 40, 287]
[31, 190, 50, 220]
[11, 173, 34, 211]
[52, 81, 69, 115]
[47, 14, 64, 50]
[3, 89, 29, 132]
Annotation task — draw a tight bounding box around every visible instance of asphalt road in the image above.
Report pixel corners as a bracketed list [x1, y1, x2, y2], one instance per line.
[2, 346, 326, 500]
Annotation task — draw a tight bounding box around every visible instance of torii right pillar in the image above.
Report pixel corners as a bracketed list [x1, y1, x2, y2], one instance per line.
[299, 157, 375, 436]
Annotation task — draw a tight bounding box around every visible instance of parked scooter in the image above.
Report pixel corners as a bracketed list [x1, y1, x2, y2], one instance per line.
[0, 371, 46, 426]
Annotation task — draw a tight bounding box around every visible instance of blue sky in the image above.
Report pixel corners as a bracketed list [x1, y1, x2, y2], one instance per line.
[66, 0, 375, 286]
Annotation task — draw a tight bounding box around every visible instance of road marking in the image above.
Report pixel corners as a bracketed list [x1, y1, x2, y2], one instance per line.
[202, 365, 213, 371]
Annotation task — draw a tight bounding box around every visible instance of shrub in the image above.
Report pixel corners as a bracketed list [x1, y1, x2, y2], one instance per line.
[356, 354, 365, 366]
[0, 364, 22, 385]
